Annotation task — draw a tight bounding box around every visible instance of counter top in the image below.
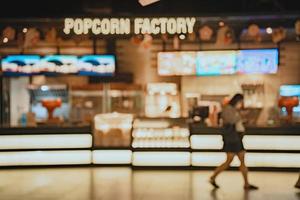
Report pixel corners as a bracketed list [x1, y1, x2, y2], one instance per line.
[189, 124, 300, 135]
[0, 126, 91, 135]
[1, 124, 299, 135]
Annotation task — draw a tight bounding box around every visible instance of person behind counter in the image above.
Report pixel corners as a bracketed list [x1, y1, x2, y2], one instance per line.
[209, 93, 258, 190]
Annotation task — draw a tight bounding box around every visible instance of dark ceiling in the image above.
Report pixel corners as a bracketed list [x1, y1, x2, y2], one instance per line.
[0, 0, 300, 18]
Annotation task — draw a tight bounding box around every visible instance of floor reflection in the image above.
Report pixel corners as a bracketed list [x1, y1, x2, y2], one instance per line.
[0, 167, 298, 200]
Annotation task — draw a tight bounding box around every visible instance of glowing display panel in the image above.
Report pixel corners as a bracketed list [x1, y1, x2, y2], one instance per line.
[158, 52, 196, 76]
[236, 49, 278, 74]
[196, 51, 237, 76]
[1, 55, 41, 76]
[78, 55, 115, 76]
[40, 55, 78, 74]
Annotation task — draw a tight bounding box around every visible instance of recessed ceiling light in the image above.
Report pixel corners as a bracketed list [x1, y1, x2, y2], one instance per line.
[139, 0, 160, 6]
[266, 27, 272, 34]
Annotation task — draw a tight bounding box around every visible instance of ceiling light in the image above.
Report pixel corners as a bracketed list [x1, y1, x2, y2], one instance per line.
[266, 27, 272, 34]
[219, 21, 225, 27]
[3, 37, 8, 43]
[139, 0, 160, 6]
[179, 34, 186, 40]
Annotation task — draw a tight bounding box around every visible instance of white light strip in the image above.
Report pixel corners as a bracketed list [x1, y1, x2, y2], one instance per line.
[243, 135, 300, 150]
[132, 152, 191, 166]
[191, 135, 223, 149]
[0, 150, 92, 166]
[92, 150, 132, 164]
[0, 134, 92, 149]
[191, 135, 300, 151]
[192, 152, 240, 167]
[192, 152, 300, 168]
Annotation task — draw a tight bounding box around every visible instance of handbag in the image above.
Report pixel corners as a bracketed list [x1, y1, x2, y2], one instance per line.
[235, 120, 245, 133]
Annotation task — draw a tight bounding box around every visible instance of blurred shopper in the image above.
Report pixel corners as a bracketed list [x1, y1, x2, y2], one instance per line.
[209, 94, 258, 190]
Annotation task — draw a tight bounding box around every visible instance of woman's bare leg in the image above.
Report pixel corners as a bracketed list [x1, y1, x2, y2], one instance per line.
[237, 151, 249, 186]
[210, 152, 235, 181]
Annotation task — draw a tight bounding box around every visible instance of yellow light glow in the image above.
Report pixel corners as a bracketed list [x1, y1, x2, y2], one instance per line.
[94, 113, 133, 131]
[0, 150, 92, 166]
[147, 83, 177, 94]
[3, 37, 8, 43]
[92, 150, 132, 164]
[133, 120, 170, 128]
[132, 152, 191, 166]
[192, 152, 300, 168]
[0, 134, 92, 149]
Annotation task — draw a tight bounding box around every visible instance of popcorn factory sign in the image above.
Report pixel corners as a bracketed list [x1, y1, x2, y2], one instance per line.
[63, 17, 196, 35]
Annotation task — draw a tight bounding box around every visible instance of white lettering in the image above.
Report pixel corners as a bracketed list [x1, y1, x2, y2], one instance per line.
[141, 18, 151, 34]
[101, 18, 110, 35]
[167, 18, 177, 34]
[110, 18, 119, 34]
[63, 17, 196, 35]
[176, 17, 187, 34]
[92, 19, 101, 34]
[83, 18, 93, 34]
[74, 18, 84, 35]
[151, 18, 160, 34]
[186, 17, 196, 33]
[120, 18, 130, 34]
[134, 18, 143, 34]
[63, 18, 74, 34]
[159, 18, 168, 34]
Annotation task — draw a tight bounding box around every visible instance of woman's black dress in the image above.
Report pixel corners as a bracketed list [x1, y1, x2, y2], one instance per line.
[222, 124, 244, 153]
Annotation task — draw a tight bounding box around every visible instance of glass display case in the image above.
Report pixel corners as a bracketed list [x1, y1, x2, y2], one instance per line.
[145, 83, 181, 118]
[93, 112, 133, 148]
[132, 118, 190, 149]
[70, 84, 143, 125]
[28, 84, 69, 125]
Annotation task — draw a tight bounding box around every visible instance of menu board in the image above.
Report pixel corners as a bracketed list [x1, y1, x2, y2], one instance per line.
[158, 52, 196, 76]
[78, 55, 116, 76]
[1, 55, 41, 76]
[1, 54, 116, 76]
[157, 49, 279, 76]
[196, 51, 236, 76]
[40, 55, 78, 74]
[236, 49, 278, 74]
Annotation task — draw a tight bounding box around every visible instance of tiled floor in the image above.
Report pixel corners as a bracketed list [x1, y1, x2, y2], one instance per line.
[0, 167, 299, 200]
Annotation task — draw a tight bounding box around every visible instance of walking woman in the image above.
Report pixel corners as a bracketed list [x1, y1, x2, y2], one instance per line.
[209, 94, 258, 190]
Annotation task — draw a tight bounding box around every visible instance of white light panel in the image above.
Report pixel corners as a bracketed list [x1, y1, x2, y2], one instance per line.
[191, 135, 223, 149]
[192, 152, 300, 168]
[191, 135, 300, 151]
[0, 150, 92, 166]
[92, 150, 132, 164]
[243, 135, 300, 150]
[0, 134, 92, 149]
[132, 152, 191, 166]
